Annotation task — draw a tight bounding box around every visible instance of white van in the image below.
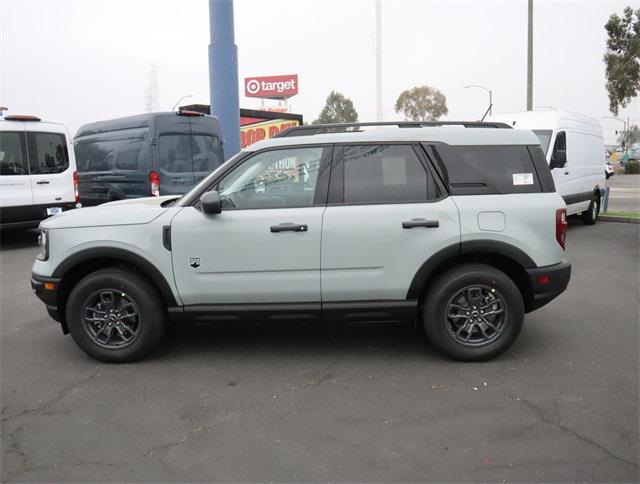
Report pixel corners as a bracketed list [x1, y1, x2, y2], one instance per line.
[0, 115, 79, 229]
[489, 110, 605, 224]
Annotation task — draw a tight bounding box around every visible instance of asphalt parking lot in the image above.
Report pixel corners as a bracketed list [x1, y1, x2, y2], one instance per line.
[1, 221, 638, 482]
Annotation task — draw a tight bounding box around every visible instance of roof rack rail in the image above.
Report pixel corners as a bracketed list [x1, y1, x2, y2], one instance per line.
[274, 121, 512, 138]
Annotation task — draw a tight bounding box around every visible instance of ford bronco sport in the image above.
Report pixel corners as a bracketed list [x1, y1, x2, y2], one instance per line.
[31, 121, 571, 363]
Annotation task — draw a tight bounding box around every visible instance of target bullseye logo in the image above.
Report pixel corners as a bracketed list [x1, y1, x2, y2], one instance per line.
[246, 79, 261, 95]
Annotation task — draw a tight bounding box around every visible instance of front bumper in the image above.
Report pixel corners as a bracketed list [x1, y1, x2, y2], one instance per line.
[31, 273, 65, 329]
[525, 259, 571, 312]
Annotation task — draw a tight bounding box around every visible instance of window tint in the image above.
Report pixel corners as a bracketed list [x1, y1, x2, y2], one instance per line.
[428, 144, 541, 194]
[28, 132, 69, 174]
[0, 132, 28, 176]
[191, 134, 223, 172]
[217, 147, 325, 209]
[342, 145, 428, 204]
[75, 129, 146, 172]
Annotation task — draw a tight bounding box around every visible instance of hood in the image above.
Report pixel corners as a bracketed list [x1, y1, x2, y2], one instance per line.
[41, 195, 179, 229]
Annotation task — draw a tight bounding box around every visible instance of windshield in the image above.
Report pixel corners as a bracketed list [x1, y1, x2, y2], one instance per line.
[174, 150, 252, 207]
[532, 130, 553, 156]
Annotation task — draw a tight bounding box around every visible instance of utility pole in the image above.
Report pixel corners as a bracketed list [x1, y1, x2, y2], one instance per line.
[526, 0, 533, 110]
[209, 0, 241, 159]
[375, 0, 383, 121]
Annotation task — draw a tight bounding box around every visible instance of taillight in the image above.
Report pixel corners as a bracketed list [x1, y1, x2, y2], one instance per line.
[556, 208, 568, 249]
[150, 171, 160, 197]
[72, 170, 79, 203]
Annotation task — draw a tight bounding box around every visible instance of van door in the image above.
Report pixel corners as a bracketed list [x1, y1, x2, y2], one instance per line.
[74, 128, 151, 206]
[549, 130, 590, 213]
[155, 115, 196, 196]
[0, 128, 33, 209]
[26, 128, 74, 206]
[189, 116, 224, 184]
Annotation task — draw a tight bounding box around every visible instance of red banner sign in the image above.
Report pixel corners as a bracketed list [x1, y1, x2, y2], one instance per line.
[244, 75, 298, 99]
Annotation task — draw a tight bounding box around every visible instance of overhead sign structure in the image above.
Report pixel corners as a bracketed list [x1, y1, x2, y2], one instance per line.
[244, 75, 298, 100]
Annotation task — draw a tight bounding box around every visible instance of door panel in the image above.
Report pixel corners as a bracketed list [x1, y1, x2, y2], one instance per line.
[0, 129, 33, 208]
[26, 131, 74, 205]
[321, 199, 460, 301]
[321, 143, 460, 302]
[171, 206, 324, 305]
[170, 144, 331, 306]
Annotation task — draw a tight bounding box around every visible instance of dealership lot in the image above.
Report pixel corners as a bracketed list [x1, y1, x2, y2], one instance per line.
[1, 222, 638, 482]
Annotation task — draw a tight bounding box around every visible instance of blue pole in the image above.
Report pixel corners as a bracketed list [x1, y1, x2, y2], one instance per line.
[209, 0, 240, 159]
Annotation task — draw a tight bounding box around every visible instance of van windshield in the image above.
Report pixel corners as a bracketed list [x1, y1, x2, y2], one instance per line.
[533, 130, 553, 156]
[75, 129, 146, 172]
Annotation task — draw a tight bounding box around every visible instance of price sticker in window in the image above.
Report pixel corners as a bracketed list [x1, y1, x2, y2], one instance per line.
[512, 173, 534, 185]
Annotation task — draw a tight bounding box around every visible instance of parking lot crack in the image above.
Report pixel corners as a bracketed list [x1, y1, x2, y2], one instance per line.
[1, 368, 103, 424]
[519, 397, 639, 469]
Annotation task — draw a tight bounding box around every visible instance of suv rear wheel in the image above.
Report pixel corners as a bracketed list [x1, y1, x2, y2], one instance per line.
[65, 268, 166, 362]
[423, 263, 524, 361]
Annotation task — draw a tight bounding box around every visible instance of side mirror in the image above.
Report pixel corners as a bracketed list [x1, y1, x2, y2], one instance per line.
[550, 150, 567, 169]
[200, 190, 222, 215]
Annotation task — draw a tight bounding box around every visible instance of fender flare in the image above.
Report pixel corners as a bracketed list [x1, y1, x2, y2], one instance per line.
[52, 247, 177, 306]
[406, 240, 536, 300]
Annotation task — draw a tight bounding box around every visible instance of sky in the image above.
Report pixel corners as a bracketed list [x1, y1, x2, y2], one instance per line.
[1, 0, 638, 145]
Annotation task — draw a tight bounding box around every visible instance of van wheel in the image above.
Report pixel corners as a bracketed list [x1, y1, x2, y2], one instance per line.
[423, 263, 524, 361]
[581, 195, 599, 225]
[65, 268, 166, 363]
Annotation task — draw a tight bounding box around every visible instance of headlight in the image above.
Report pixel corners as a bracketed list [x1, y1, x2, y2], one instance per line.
[37, 229, 49, 261]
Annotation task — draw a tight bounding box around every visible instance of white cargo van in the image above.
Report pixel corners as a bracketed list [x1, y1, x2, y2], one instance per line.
[0, 115, 79, 229]
[489, 110, 605, 224]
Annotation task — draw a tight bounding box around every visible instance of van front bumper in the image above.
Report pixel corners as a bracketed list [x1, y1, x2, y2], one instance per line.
[31, 273, 66, 330]
[525, 259, 571, 312]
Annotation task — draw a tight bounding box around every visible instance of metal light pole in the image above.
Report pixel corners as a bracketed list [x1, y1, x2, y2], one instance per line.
[464, 85, 493, 117]
[603, 116, 627, 146]
[527, 0, 533, 111]
[375, 0, 383, 121]
[171, 94, 193, 111]
[209, 0, 241, 159]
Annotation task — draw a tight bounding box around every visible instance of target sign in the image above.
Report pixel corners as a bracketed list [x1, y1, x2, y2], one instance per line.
[244, 75, 298, 99]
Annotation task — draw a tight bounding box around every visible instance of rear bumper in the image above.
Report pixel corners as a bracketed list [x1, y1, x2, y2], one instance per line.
[525, 259, 571, 312]
[31, 273, 65, 328]
[1, 203, 76, 229]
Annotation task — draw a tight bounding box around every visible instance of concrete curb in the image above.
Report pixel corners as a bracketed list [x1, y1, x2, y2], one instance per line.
[599, 215, 640, 224]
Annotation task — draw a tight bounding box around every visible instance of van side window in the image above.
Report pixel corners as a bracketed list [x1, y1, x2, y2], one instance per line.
[340, 144, 428, 204]
[0, 132, 28, 176]
[551, 131, 566, 159]
[27, 132, 69, 174]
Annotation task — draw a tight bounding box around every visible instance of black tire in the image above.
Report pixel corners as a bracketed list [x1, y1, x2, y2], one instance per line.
[65, 267, 166, 362]
[423, 263, 524, 361]
[581, 194, 599, 225]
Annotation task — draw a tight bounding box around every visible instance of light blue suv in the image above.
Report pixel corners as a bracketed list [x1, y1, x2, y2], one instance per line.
[32, 122, 571, 362]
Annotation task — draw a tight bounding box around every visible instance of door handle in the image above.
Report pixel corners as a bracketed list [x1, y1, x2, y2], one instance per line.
[270, 223, 308, 233]
[402, 219, 439, 229]
[564, 171, 570, 175]
[36, 180, 50, 185]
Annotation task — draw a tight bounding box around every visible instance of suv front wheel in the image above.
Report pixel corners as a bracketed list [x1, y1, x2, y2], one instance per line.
[66, 268, 167, 362]
[423, 263, 524, 361]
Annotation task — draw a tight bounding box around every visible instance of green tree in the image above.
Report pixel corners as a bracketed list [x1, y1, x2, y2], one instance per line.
[394, 85, 448, 121]
[604, 7, 640, 115]
[313, 91, 358, 124]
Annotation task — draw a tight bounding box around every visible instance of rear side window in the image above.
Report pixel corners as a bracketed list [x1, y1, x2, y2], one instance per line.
[28, 132, 69, 174]
[0, 131, 28, 176]
[340, 145, 429, 204]
[426, 144, 542, 194]
[75, 129, 146, 172]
